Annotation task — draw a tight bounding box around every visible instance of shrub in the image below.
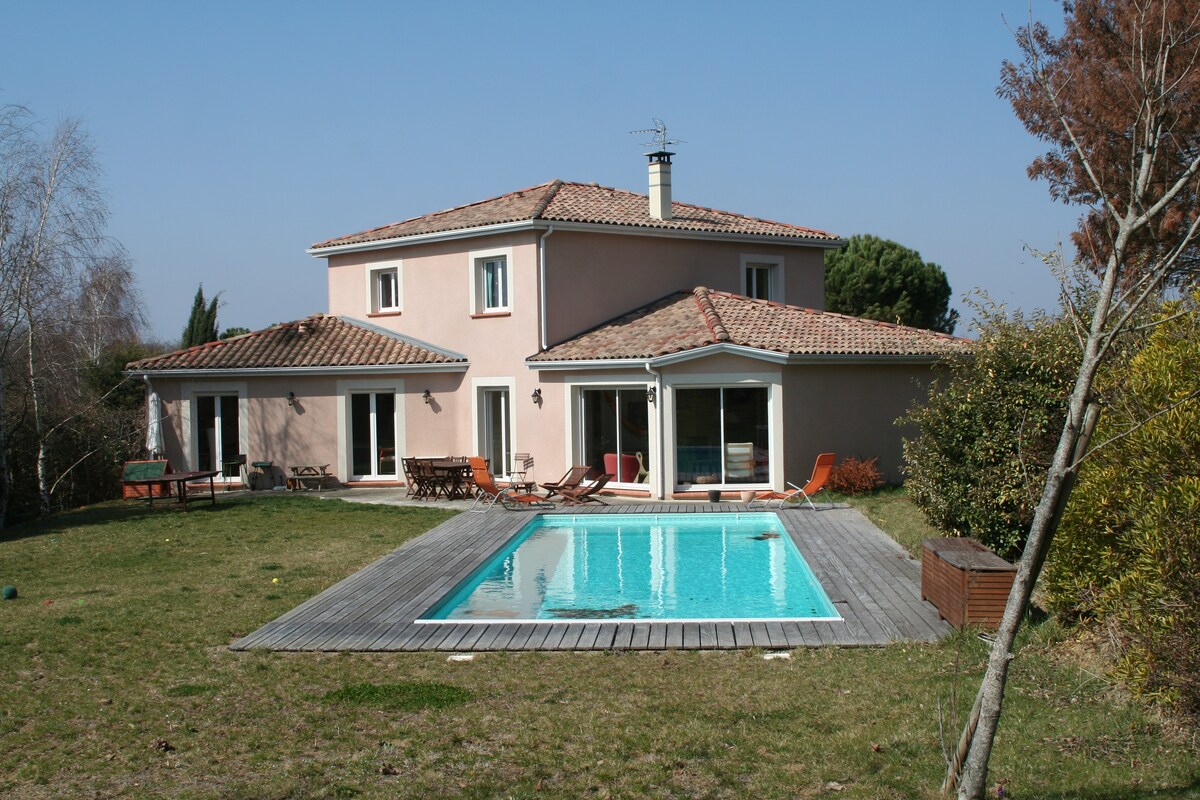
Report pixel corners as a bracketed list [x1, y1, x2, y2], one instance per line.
[1044, 295, 1200, 719]
[900, 305, 1079, 558]
[827, 456, 883, 495]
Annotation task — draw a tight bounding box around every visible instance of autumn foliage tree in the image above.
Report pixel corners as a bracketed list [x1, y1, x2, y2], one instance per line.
[947, 3, 1200, 797]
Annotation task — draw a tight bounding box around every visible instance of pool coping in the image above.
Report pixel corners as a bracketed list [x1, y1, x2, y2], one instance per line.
[230, 504, 952, 652]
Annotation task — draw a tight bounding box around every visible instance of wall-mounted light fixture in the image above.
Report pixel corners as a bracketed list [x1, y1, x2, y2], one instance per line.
[287, 391, 296, 407]
[646, 386, 657, 404]
[422, 389, 432, 405]
[531, 388, 542, 405]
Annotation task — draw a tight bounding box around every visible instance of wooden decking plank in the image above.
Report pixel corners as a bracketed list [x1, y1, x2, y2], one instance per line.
[682, 623, 701, 649]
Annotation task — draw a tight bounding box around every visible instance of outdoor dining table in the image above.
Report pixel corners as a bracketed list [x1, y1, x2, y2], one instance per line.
[424, 459, 473, 500]
[126, 469, 222, 511]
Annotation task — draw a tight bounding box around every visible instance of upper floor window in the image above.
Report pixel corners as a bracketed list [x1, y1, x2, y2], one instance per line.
[740, 254, 784, 302]
[470, 246, 514, 315]
[481, 258, 508, 311]
[367, 262, 401, 314]
[745, 265, 771, 300]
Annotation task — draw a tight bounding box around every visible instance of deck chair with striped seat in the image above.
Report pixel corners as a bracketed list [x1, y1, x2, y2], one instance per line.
[468, 457, 554, 512]
[749, 452, 836, 510]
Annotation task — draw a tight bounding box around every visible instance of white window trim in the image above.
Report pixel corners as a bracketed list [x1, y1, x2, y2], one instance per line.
[739, 254, 785, 302]
[180, 381, 248, 476]
[470, 377, 517, 477]
[336, 378, 406, 482]
[468, 246, 514, 315]
[366, 260, 402, 314]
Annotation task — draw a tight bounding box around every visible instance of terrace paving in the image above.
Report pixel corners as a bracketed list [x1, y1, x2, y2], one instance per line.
[230, 501, 952, 652]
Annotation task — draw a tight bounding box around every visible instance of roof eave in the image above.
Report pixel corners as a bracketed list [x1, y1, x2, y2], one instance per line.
[125, 363, 470, 378]
[308, 219, 844, 258]
[528, 344, 953, 370]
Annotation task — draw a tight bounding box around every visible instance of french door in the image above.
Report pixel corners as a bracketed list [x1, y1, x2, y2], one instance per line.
[350, 392, 396, 478]
[196, 395, 239, 474]
[481, 388, 511, 476]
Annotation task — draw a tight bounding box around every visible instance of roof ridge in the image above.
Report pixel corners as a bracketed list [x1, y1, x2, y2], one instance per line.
[312, 180, 560, 248]
[531, 179, 564, 218]
[692, 287, 730, 342]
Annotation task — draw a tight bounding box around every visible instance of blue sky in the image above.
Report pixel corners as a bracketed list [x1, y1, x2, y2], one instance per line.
[3, 1, 1076, 342]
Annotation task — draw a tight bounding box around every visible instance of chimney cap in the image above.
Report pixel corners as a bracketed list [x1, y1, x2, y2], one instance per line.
[645, 150, 674, 163]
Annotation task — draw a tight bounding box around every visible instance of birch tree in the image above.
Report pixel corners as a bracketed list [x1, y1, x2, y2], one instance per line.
[947, 2, 1200, 796]
[0, 106, 142, 524]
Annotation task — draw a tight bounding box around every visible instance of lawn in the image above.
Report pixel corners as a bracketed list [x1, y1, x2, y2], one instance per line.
[1, 494, 1196, 799]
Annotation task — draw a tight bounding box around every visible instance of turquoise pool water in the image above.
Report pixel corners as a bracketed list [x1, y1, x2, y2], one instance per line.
[421, 513, 841, 622]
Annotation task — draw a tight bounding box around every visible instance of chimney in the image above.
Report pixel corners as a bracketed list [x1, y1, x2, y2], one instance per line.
[647, 150, 674, 220]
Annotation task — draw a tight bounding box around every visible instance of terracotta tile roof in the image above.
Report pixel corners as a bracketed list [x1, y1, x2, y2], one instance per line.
[528, 288, 971, 362]
[126, 315, 467, 372]
[310, 180, 839, 250]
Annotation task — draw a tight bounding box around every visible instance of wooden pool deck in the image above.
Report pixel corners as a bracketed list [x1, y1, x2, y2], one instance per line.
[230, 504, 951, 652]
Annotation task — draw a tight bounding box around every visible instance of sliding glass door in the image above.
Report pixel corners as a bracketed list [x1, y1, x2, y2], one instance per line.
[580, 388, 650, 484]
[674, 386, 769, 486]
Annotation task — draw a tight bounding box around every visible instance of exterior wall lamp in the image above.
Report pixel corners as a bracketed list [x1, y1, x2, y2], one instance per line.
[422, 389, 432, 404]
[287, 391, 296, 407]
[646, 386, 657, 404]
[531, 388, 542, 405]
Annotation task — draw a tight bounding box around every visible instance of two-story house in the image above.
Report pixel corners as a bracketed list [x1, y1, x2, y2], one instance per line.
[128, 153, 968, 498]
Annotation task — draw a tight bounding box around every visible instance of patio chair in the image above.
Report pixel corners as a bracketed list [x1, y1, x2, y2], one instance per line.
[724, 442, 755, 481]
[748, 452, 836, 510]
[558, 474, 613, 506]
[468, 456, 554, 512]
[540, 465, 592, 501]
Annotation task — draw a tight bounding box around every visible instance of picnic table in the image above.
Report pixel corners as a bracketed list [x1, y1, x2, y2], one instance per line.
[288, 464, 331, 492]
[125, 469, 221, 511]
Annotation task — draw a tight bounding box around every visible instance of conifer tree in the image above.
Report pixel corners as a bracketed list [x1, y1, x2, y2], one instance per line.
[181, 285, 219, 348]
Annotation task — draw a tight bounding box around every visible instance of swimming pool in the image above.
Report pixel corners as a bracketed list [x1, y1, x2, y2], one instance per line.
[420, 513, 841, 623]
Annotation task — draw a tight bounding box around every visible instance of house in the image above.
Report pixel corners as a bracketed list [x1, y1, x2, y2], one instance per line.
[127, 152, 968, 497]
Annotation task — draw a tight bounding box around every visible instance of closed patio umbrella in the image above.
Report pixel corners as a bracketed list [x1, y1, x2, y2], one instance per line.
[145, 388, 164, 458]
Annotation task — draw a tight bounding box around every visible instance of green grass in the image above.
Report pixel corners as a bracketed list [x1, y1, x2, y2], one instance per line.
[1, 493, 1197, 798]
[846, 486, 941, 558]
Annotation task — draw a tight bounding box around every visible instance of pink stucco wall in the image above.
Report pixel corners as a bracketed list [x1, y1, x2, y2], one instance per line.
[783, 363, 933, 484]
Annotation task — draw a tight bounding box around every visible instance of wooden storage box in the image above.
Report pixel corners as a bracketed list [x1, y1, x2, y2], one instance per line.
[921, 538, 1016, 629]
[120, 460, 173, 499]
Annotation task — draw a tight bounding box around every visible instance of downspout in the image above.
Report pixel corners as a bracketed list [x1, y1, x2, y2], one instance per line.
[645, 362, 664, 499]
[538, 226, 555, 351]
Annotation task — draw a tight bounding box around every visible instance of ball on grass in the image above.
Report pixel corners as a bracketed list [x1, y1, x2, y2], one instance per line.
[2, 585, 17, 600]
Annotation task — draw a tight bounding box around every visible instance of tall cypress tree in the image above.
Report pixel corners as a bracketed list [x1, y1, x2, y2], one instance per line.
[181, 285, 219, 348]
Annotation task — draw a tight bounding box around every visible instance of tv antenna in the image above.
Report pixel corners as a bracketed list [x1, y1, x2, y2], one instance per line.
[629, 118, 684, 152]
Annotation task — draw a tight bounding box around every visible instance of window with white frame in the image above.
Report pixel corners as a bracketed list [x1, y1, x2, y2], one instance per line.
[480, 257, 508, 311]
[367, 263, 401, 314]
[740, 254, 783, 302]
[470, 247, 513, 314]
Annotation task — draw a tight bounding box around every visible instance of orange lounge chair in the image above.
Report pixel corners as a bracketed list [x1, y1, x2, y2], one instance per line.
[749, 452, 836, 510]
[468, 456, 553, 512]
[558, 474, 613, 506]
[540, 465, 591, 501]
